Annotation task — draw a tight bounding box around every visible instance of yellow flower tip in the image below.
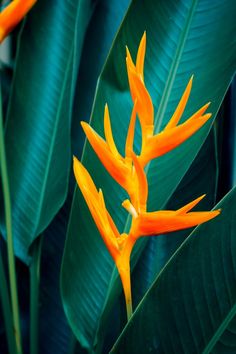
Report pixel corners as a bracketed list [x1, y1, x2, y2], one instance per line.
[125, 46, 130, 58]
[122, 199, 138, 218]
[136, 32, 147, 79]
[126, 47, 135, 71]
[73, 154, 80, 169]
[103, 104, 121, 159]
[80, 120, 88, 130]
[198, 113, 212, 126]
[72, 155, 77, 164]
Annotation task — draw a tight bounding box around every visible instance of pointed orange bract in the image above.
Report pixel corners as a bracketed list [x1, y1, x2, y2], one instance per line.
[81, 120, 131, 190]
[73, 156, 134, 319]
[164, 76, 193, 131]
[73, 33, 220, 321]
[0, 0, 37, 43]
[131, 195, 220, 237]
[139, 111, 212, 166]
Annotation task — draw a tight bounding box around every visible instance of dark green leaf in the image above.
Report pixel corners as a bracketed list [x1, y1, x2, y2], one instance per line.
[0, 0, 93, 263]
[61, 0, 236, 350]
[36, 1, 130, 353]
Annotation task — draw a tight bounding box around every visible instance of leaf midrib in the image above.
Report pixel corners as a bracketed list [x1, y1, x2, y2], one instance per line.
[34, 46, 74, 236]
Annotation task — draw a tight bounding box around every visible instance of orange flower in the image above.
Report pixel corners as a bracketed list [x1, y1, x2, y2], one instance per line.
[73, 155, 220, 320]
[0, 0, 36, 43]
[74, 33, 220, 321]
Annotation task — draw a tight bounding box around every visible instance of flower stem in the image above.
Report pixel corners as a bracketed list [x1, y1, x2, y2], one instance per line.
[0, 88, 22, 354]
[30, 236, 43, 354]
[0, 248, 17, 354]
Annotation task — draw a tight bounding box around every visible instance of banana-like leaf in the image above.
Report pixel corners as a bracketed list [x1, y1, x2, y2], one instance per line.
[37, 2, 130, 353]
[61, 0, 236, 350]
[72, 0, 132, 157]
[0, 0, 92, 264]
[111, 186, 236, 354]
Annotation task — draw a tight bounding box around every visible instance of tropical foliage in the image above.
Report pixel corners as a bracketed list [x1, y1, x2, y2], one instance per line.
[0, 0, 235, 353]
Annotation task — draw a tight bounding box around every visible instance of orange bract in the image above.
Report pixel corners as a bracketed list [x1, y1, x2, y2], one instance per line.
[74, 33, 220, 320]
[0, 0, 36, 43]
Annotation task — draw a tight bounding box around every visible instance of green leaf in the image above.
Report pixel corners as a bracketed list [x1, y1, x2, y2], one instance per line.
[0, 0, 93, 264]
[111, 187, 236, 354]
[72, 0, 133, 157]
[61, 0, 236, 350]
[36, 2, 130, 353]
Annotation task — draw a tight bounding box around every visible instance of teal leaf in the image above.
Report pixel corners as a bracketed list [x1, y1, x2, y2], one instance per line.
[61, 0, 236, 350]
[0, 0, 93, 263]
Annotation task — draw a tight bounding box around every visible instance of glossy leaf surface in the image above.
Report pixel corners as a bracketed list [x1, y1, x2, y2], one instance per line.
[61, 0, 236, 350]
[37, 1, 130, 353]
[0, 0, 90, 263]
[112, 187, 236, 354]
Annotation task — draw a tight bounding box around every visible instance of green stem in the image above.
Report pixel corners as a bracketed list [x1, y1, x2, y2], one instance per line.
[0, 248, 17, 354]
[30, 236, 43, 354]
[0, 88, 22, 354]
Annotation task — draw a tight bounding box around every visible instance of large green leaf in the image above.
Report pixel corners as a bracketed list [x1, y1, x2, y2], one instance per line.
[61, 0, 236, 350]
[111, 186, 236, 354]
[37, 2, 130, 352]
[0, 0, 93, 263]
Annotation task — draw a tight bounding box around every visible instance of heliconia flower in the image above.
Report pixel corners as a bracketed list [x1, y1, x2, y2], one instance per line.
[73, 155, 220, 320]
[0, 0, 36, 43]
[74, 33, 221, 321]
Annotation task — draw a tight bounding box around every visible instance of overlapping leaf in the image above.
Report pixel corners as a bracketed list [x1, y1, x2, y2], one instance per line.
[0, 0, 91, 263]
[61, 0, 236, 351]
[37, 1, 130, 353]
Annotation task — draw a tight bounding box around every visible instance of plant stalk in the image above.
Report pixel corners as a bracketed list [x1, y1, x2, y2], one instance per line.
[0, 248, 17, 354]
[0, 88, 22, 354]
[30, 236, 43, 354]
